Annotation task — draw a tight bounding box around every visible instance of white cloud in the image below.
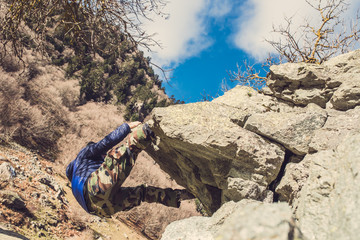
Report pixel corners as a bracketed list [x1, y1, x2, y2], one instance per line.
[141, 0, 208, 68]
[141, 0, 232, 68]
[233, 0, 360, 61]
[207, 0, 232, 17]
[141, 0, 360, 69]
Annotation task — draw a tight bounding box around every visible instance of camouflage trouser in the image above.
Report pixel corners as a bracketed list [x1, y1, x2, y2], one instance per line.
[85, 124, 180, 217]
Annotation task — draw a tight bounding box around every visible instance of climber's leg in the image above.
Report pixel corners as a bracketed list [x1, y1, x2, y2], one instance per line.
[109, 185, 185, 214]
[143, 186, 180, 207]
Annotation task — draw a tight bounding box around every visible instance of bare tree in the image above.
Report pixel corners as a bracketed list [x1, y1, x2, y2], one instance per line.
[0, 0, 168, 59]
[230, 0, 359, 90]
[227, 56, 278, 90]
[266, 0, 360, 63]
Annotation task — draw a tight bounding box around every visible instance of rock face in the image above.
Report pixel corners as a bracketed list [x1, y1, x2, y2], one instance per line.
[144, 50, 360, 240]
[267, 49, 360, 110]
[295, 133, 360, 240]
[244, 103, 327, 155]
[161, 200, 302, 240]
[147, 101, 285, 213]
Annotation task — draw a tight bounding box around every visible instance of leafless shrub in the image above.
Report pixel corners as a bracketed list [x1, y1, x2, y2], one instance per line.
[220, 78, 231, 93]
[0, 70, 70, 158]
[200, 90, 214, 102]
[230, 0, 359, 90]
[26, 62, 41, 80]
[227, 60, 268, 91]
[0, 73, 24, 138]
[43, 79, 80, 111]
[59, 87, 80, 111]
[0, 0, 168, 59]
[266, 0, 360, 63]
[57, 101, 125, 166]
[0, 54, 20, 72]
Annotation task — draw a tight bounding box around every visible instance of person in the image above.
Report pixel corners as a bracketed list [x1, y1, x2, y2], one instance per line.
[66, 122, 194, 217]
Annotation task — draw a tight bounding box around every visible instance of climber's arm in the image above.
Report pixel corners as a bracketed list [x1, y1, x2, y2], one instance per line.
[84, 123, 131, 158]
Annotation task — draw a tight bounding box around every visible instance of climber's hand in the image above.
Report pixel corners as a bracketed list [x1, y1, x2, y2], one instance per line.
[128, 121, 142, 129]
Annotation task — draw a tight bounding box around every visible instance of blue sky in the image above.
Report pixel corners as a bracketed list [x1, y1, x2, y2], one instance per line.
[141, 0, 360, 103]
[166, 11, 247, 102]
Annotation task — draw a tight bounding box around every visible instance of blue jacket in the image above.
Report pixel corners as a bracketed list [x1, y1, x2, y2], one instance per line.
[66, 123, 131, 212]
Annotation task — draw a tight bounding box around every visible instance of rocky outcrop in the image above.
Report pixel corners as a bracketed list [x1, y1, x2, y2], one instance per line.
[295, 133, 360, 240]
[266, 49, 360, 110]
[162, 200, 302, 240]
[146, 101, 285, 213]
[244, 103, 327, 155]
[144, 50, 360, 240]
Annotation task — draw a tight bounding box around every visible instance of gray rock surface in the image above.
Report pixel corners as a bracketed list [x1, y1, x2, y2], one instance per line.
[212, 86, 292, 120]
[329, 78, 360, 110]
[266, 49, 360, 111]
[147, 101, 285, 213]
[309, 107, 360, 152]
[0, 162, 16, 180]
[267, 62, 332, 107]
[275, 156, 311, 203]
[295, 133, 360, 240]
[244, 103, 327, 155]
[148, 50, 360, 240]
[161, 200, 302, 240]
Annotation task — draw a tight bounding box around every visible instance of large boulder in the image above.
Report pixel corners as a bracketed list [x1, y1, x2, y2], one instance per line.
[146, 101, 285, 213]
[274, 155, 311, 204]
[267, 62, 334, 107]
[244, 103, 327, 155]
[266, 49, 360, 111]
[309, 107, 360, 152]
[324, 50, 360, 110]
[145, 84, 333, 214]
[146, 50, 360, 239]
[295, 133, 360, 240]
[161, 200, 302, 240]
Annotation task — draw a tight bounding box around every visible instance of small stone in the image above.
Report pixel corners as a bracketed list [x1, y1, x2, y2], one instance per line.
[0, 162, 16, 180]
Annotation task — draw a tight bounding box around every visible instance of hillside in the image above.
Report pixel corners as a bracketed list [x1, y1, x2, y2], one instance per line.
[0, 2, 199, 239]
[2, 2, 360, 240]
[0, 138, 199, 240]
[0, 140, 147, 240]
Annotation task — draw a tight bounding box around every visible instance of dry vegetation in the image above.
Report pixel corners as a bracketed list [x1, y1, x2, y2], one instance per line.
[267, 0, 360, 64]
[0, 47, 75, 158]
[0, 0, 168, 59]
[0, 4, 197, 238]
[0, 45, 131, 162]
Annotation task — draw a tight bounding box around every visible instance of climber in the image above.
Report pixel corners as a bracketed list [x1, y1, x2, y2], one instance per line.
[66, 122, 194, 217]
